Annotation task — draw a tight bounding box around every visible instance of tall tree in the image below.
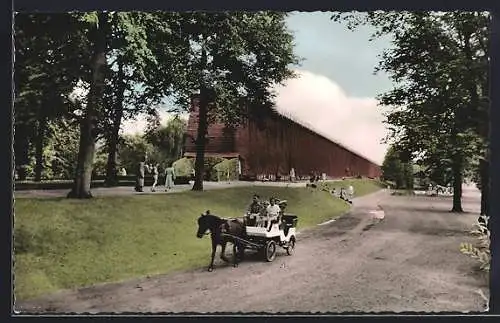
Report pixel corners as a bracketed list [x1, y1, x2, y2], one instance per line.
[67, 12, 110, 198]
[332, 11, 489, 212]
[381, 145, 405, 188]
[145, 115, 187, 163]
[14, 13, 88, 181]
[101, 12, 184, 186]
[165, 12, 299, 191]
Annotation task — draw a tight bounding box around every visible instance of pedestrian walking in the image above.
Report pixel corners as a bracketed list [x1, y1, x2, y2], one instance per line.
[290, 167, 296, 182]
[165, 163, 176, 191]
[135, 156, 146, 192]
[151, 163, 159, 192]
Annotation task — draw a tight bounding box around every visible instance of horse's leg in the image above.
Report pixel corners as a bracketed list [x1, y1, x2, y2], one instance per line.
[208, 242, 217, 272]
[220, 241, 230, 262]
[232, 241, 239, 267]
[238, 240, 245, 261]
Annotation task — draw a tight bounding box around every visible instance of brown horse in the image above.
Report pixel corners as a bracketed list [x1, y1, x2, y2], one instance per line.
[196, 210, 246, 272]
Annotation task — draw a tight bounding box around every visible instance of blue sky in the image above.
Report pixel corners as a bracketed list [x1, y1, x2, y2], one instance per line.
[285, 11, 394, 98]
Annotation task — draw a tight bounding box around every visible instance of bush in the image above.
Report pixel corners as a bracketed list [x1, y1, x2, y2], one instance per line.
[172, 157, 194, 177]
[204, 157, 225, 181]
[214, 158, 239, 181]
[460, 215, 490, 272]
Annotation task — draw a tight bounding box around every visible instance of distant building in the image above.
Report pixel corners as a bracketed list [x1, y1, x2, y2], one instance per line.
[183, 95, 382, 181]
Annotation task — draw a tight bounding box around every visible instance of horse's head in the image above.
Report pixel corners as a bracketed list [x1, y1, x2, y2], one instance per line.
[196, 210, 216, 238]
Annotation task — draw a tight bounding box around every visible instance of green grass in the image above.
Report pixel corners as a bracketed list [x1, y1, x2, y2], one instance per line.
[318, 178, 386, 196]
[14, 179, 382, 301]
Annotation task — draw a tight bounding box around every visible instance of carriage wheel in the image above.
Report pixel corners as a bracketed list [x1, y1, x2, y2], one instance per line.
[286, 236, 296, 256]
[264, 240, 277, 262]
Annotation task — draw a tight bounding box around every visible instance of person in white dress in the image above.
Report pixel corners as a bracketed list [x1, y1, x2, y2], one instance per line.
[165, 163, 176, 191]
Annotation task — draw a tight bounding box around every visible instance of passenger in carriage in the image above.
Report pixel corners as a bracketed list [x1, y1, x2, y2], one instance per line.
[245, 194, 263, 226]
[266, 197, 281, 231]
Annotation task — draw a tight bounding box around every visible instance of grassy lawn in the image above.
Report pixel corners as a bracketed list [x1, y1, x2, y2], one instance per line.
[14, 179, 383, 300]
[319, 178, 386, 196]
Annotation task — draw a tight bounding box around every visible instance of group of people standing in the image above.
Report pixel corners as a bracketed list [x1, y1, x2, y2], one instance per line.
[134, 156, 176, 193]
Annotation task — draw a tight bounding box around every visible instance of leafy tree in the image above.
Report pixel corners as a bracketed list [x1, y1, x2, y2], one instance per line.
[163, 12, 300, 191]
[42, 118, 81, 179]
[101, 12, 186, 187]
[144, 115, 187, 164]
[381, 145, 413, 189]
[332, 11, 489, 212]
[14, 13, 89, 181]
[67, 12, 110, 198]
[117, 134, 158, 174]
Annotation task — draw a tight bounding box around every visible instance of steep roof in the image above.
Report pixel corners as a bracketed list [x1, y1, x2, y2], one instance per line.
[271, 107, 381, 167]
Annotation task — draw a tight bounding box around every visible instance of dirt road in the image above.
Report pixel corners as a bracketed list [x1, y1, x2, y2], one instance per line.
[16, 187, 488, 313]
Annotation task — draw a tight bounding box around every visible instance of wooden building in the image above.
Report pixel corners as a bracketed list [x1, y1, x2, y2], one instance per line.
[183, 95, 382, 180]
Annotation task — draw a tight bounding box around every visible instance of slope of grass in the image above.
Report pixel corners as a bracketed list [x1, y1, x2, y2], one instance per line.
[14, 179, 383, 300]
[319, 178, 386, 196]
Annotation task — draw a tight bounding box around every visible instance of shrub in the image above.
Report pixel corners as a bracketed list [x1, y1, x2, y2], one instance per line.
[214, 158, 239, 181]
[172, 157, 194, 177]
[204, 157, 225, 181]
[460, 215, 490, 272]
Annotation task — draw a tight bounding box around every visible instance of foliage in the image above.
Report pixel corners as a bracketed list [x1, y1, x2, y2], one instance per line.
[14, 13, 91, 178]
[460, 215, 490, 272]
[172, 157, 194, 177]
[144, 115, 187, 163]
[332, 11, 489, 211]
[117, 134, 154, 174]
[42, 118, 81, 179]
[91, 142, 111, 177]
[381, 145, 414, 189]
[160, 12, 300, 190]
[203, 157, 226, 181]
[213, 158, 239, 181]
[111, 117, 187, 176]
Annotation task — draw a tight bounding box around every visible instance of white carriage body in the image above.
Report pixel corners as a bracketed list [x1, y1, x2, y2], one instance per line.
[245, 224, 296, 242]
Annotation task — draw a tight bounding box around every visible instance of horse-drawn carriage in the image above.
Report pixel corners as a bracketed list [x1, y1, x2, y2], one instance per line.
[196, 198, 298, 271]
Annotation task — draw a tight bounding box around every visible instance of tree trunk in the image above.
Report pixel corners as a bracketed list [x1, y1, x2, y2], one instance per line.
[105, 61, 126, 187]
[451, 156, 463, 213]
[67, 12, 108, 199]
[192, 88, 209, 191]
[34, 103, 47, 182]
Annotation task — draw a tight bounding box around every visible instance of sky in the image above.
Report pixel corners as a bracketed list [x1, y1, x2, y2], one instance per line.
[121, 11, 395, 165]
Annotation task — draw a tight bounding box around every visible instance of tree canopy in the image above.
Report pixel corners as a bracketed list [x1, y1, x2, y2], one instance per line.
[332, 11, 489, 212]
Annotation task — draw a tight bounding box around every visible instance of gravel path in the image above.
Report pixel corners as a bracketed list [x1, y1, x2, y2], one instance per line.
[15, 186, 487, 314]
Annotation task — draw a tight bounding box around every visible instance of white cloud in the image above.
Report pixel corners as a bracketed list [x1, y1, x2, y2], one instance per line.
[272, 69, 390, 165]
